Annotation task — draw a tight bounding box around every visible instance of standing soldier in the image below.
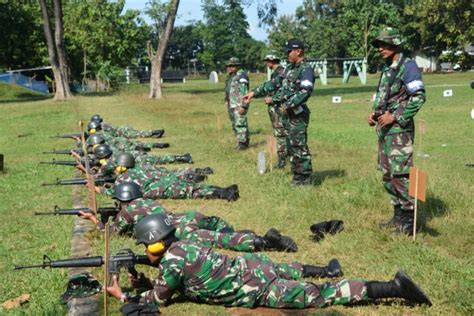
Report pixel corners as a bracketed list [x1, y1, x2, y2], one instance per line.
[247, 39, 314, 185]
[244, 51, 288, 168]
[225, 57, 250, 150]
[368, 27, 426, 235]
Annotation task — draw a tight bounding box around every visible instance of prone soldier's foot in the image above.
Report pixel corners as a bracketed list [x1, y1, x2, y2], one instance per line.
[262, 228, 298, 252]
[291, 175, 311, 186]
[176, 153, 193, 164]
[302, 258, 343, 278]
[194, 167, 214, 175]
[151, 129, 165, 138]
[236, 142, 249, 150]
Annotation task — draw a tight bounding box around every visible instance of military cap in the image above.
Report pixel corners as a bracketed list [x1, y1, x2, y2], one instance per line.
[225, 57, 242, 66]
[264, 51, 281, 61]
[371, 27, 403, 47]
[285, 38, 305, 51]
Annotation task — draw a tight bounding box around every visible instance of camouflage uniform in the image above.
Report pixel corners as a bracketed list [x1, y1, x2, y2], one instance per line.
[102, 123, 157, 138]
[273, 60, 314, 181]
[252, 65, 289, 159]
[101, 169, 218, 200]
[139, 241, 368, 308]
[112, 199, 258, 252]
[372, 30, 425, 224]
[225, 67, 250, 147]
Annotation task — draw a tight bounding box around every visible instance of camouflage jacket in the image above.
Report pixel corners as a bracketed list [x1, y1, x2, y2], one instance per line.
[373, 53, 426, 136]
[225, 69, 249, 109]
[252, 65, 285, 99]
[113, 198, 166, 235]
[140, 240, 304, 307]
[103, 167, 179, 197]
[272, 60, 315, 115]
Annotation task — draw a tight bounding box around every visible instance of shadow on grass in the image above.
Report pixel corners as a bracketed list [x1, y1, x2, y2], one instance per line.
[249, 128, 263, 136]
[418, 194, 449, 236]
[79, 91, 115, 97]
[0, 92, 51, 103]
[310, 169, 347, 186]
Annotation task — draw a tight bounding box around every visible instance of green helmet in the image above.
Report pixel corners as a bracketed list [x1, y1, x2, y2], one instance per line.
[225, 57, 241, 66]
[115, 152, 135, 168]
[88, 120, 101, 131]
[371, 27, 403, 48]
[135, 213, 175, 245]
[93, 143, 112, 159]
[264, 51, 281, 62]
[87, 134, 105, 146]
[114, 182, 142, 202]
[90, 114, 103, 123]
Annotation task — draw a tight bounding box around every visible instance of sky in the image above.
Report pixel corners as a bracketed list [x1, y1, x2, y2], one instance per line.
[123, 0, 302, 42]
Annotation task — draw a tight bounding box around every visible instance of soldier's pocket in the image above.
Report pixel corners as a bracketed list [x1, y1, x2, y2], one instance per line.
[389, 133, 413, 175]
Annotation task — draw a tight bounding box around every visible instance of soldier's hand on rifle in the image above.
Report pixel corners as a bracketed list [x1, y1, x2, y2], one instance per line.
[368, 112, 376, 126]
[79, 211, 99, 225]
[128, 271, 153, 290]
[106, 275, 125, 301]
[72, 136, 81, 142]
[94, 185, 102, 193]
[224, 101, 229, 108]
[71, 151, 81, 160]
[378, 111, 395, 127]
[264, 96, 273, 105]
[243, 91, 254, 103]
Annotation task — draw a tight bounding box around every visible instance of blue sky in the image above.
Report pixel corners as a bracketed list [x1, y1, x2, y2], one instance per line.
[124, 0, 302, 42]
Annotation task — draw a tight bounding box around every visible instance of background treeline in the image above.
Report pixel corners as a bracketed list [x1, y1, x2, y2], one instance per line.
[1, 0, 472, 82]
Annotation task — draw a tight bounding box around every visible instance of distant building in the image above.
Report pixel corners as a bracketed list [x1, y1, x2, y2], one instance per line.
[412, 50, 438, 72]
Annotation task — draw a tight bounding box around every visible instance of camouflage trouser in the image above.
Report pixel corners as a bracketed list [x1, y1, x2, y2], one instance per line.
[228, 107, 249, 145]
[137, 154, 178, 165]
[378, 131, 414, 212]
[268, 105, 289, 157]
[144, 180, 216, 200]
[261, 278, 368, 308]
[172, 211, 258, 252]
[288, 111, 312, 177]
[115, 126, 154, 138]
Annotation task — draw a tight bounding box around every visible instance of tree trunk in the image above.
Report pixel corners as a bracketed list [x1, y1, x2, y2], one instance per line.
[149, 0, 180, 99]
[39, 0, 72, 100]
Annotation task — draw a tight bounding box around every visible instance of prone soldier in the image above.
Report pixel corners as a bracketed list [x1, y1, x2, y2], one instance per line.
[105, 213, 432, 310]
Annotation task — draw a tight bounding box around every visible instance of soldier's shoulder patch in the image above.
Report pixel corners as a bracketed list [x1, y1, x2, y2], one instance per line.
[403, 60, 424, 94]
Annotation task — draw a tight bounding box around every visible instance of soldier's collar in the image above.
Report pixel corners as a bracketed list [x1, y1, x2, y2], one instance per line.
[389, 52, 404, 69]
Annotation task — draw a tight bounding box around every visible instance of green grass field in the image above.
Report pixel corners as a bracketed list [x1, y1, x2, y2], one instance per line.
[0, 72, 473, 315]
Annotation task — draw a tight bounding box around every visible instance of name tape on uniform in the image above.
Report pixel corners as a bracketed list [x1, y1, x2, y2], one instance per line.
[443, 89, 453, 97]
[332, 96, 342, 104]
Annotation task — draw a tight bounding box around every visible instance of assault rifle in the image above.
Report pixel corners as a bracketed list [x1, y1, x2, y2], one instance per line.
[42, 149, 84, 155]
[41, 176, 116, 186]
[39, 158, 99, 167]
[14, 249, 152, 281]
[35, 205, 119, 224]
[49, 133, 84, 139]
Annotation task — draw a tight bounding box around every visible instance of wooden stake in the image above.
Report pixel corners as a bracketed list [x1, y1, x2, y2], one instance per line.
[413, 169, 419, 240]
[104, 221, 110, 315]
[409, 167, 427, 241]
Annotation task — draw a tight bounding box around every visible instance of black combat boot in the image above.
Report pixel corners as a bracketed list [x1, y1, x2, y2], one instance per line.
[291, 174, 311, 186]
[366, 271, 432, 306]
[392, 211, 419, 236]
[151, 129, 165, 138]
[194, 167, 214, 175]
[309, 220, 344, 241]
[184, 173, 207, 183]
[254, 228, 298, 252]
[276, 155, 286, 169]
[151, 143, 170, 149]
[175, 153, 193, 164]
[134, 145, 151, 152]
[302, 258, 343, 278]
[379, 206, 403, 230]
[211, 184, 239, 201]
[236, 142, 249, 150]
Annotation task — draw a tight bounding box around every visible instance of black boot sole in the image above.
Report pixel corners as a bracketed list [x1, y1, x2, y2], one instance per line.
[395, 271, 432, 306]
